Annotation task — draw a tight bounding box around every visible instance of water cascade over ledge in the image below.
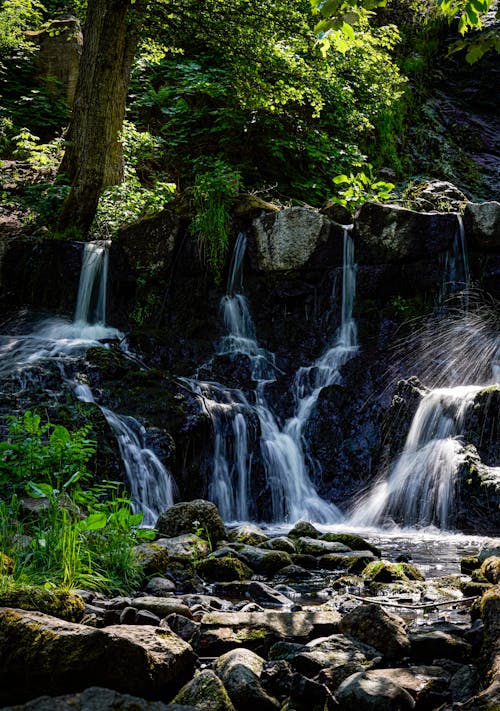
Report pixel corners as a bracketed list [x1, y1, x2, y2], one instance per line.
[185, 229, 358, 523]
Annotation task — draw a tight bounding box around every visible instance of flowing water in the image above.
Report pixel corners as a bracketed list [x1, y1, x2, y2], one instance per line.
[185, 229, 357, 524]
[0, 241, 174, 525]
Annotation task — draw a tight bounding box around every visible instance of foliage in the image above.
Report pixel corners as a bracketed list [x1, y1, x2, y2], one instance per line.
[0, 412, 153, 593]
[331, 163, 395, 212]
[191, 159, 241, 285]
[437, 0, 500, 62]
[0, 0, 43, 50]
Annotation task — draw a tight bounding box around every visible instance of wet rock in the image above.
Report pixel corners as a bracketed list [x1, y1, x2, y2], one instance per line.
[320, 200, 352, 224]
[0, 608, 196, 705]
[215, 648, 279, 711]
[248, 581, 293, 607]
[250, 207, 341, 271]
[460, 557, 480, 575]
[0, 587, 84, 622]
[261, 659, 294, 698]
[231, 545, 293, 574]
[291, 553, 318, 569]
[320, 533, 381, 557]
[119, 208, 181, 277]
[228, 524, 269, 546]
[0, 686, 197, 710]
[288, 521, 322, 539]
[162, 614, 200, 644]
[362, 560, 425, 584]
[353, 202, 456, 264]
[317, 662, 368, 694]
[278, 564, 312, 581]
[145, 577, 177, 596]
[156, 500, 226, 545]
[409, 628, 472, 663]
[132, 542, 170, 576]
[260, 536, 297, 554]
[450, 664, 480, 702]
[336, 670, 416, 710]
[368, 666, 449, 707]
[290, 633, 379, 677]
[480, 556, 500, 584]
[172, 670, 236, 711]
[463, 201, 500, 250]
[296, 537, 352, 556]
[478, 547, 500, 564]
[318, 552, 377, 573]
[198, 610, 341, 656]
[196, 556, 252, 582]
[133, 596, 192, 619]
[339, 604, 411, 661]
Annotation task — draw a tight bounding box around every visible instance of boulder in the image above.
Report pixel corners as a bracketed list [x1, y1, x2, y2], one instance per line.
[320, 533, 381, 557]
[480, 556, 500, 585]
[118, 209, 182, 277]
[0, 608, 196, 705]
[0, 686, 198, 710]
[248, 582, 293, 607]
[133, 596, 192, 619]
[156, 500, 226, 545]
[288, 521, 322, 539]
[353, 202, 456, 264]
[338, 604, 411, 661]
[402, 180, 469, 212]
[172, 670, 236, 711]
[290, 633, 379, 677]
[162, 614, 200, 645]
[145, 577, 177, 596]
[250, 207, 344, 271]
[229, 545, 293, 574]
[155, 535, 210, 563]
[0, 587, 84, 623]
[132, 543, 170, 576]
[362, 560, 425, 584]
[295, 537, 352, 556]
[369, 666, 449, 707]
[463, 201, 500, 249]
[215, 648, 279, 711]
[336, 671, 415, 710]
[259, 537, 296, 554]
[196, 556, 252, 582]
[409, 628, 472, 663]
[228, 525, 268, 546]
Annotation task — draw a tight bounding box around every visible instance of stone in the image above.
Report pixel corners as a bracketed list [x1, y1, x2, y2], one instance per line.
[295, 537, 352, 556]
[449, 664, 480, 702]
[228, 524, 269, 546]
[248, 581, 293, 607]
[369, 666, 449, 707]
[0, 686, 197, 710]
[336, 671, 416, 710]
[145, 577, 177, 596]
[320, 200, 352, 224]
[480, 556, 500, 584]
[0, 608, 196, 705]
[198, 610, 341, 656]
[260, 659, 294, 698]
[260, 536, 297, 554]
[478, 547, 500, 564]
[162, 613, 200, 644]
[120, 606, 138, 625]
[215, 648, 279, 711]
[250, 207, 336, 271]
[119, 208, 181, 277]
[463, 201, 500, 249]
[362, 560, 425, 583]
[278, 564, 312, 581]
[320, 533, 381, 557]
[290, 633, 379, 677]
[156, 500, 226, 545]
[288, 521, 322, 539]
[136, 610, 161, 626]
[460, 557, 480, 575]
[196, 556, 252, 582]
[353, 202, 456, 264]
[132, 543, 170, 576]
[409, 629, 472, 663]
[288, 672, 332, 711]
[0, 587, 84, 622]
[172, 670, 236, 711]
[231, 545, 293, 574]
[318, 552, 376, 573]
[339, 604, 411, 661]
[155, 535, 210, 563]
[133, 596, 192, 619]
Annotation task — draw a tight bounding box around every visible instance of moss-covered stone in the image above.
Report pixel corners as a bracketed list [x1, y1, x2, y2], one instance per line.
[156, 500, 226, 545]
[288, 521, 321, 539]
[228, 524, 269, 547]
[132, 542, 169, 576]
[480, 557, 500, 585]
[172, 669, 236, 711]
[320, 533, 381, 557]
[197, 556, 252, 582]
[362, 560, 425, 584]
[460, 556, 480, 576]
[0, 552, 14, 574]
[0, 587, 85, 622]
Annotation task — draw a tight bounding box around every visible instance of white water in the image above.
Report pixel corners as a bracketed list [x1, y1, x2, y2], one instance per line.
[0, 241, 174, 525]
[187, 229, 357, 523]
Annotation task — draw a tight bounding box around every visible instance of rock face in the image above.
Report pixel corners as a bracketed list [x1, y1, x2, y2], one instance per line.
[463, 201, 500, 249]
[32, 17, 83, 107]
[0, 608, 196, 705]
[250, 207, 343, 271]
[353, 202, 457, 264]
[156, 500, 226, 545]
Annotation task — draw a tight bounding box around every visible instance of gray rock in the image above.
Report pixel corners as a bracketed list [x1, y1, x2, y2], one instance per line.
[478, 546, 500, 563]
[248, 581, 293, 607]
[136, 610, 161, 626]
[133, 596, 192, 619]
[339, 604, 411, 661]
[231, 544, 292, 574]
[162, 613, 200, 644]
[215, 648, 279, 711]
[154, 534, 210, 562]
[228, 524, 269, 546]
[450, 664, 480, 702]
[409, 629, 472, 663]
[463, 201, 500, 249]
[172, 670, 236, 711]
[251, 207, 337, 271]
[259, 536, 297, 554]
[288, 521, 322, 539]
[145, 577, 176, 596]
[291, 633, 379, 677]
[0, 608, 196, 705]
[120, 606, 138, 625]
[336, 671, 415, 710]
[295, 536, 351, 556]
[369, 666, 449, 706]
[156, 500, 226, 544]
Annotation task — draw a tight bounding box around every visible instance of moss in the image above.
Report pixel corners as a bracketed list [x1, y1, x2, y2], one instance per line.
[0, 553, 14, 575]
[196, 556, 252, 582]
[362, 560, 424, 583]
[0, 587, 85, 622]
[320, 533, 381, 557]
[460, 556, 480, 576]
[132, 543, 169, 576]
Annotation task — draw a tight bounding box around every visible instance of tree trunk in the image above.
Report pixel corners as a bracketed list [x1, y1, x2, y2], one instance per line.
[57, 0, 144, 236]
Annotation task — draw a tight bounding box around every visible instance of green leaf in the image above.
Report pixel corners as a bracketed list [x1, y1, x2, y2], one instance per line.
[333, 174, 349, 184]
[79, 512, 107, 531]
[27, 481, 53, 498]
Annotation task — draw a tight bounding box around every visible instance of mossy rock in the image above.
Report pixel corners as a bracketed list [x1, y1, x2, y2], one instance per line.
[132, 542, 169, 576]
[0, 552, 14, 574]
[196, 556, 252, 582]
[156, 500, 226, 545]
[173, 669, 236, 711]
[288, 521, 321, 539]
[480, 557, 500, 585]
[228, 524, 268, 547]
[460, 556, 480, 576]
[0, 587, 85, 622]
[320, 533, 381, 557]
[362, 560, 424, 584]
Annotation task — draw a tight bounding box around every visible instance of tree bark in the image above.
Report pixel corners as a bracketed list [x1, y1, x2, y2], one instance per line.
[57, 0, 144, 236]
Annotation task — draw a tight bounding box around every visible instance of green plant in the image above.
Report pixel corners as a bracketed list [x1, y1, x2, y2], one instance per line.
[191, 158, 241, 285]
[331, 163, 395, 212]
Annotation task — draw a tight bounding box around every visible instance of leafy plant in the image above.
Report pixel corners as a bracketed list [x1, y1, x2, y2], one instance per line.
[331, 163, 395, 212]
[191, 158, 241, 285]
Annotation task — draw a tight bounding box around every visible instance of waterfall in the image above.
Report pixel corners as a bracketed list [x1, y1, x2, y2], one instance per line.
[0, 240, 175, 525]
[187, 229, 357, 523]
[439, 214, 470, 304]
[350, 386, 481, 529]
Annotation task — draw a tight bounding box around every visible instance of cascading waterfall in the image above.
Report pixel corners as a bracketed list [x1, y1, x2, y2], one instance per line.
[187, 229, 357, 523]
[351, 223, 498, 530]
[0, 240, 174, 525]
